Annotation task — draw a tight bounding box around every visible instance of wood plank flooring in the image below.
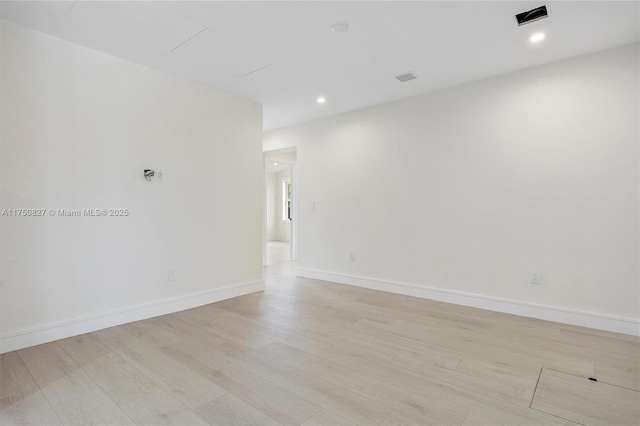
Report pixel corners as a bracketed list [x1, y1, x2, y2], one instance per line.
[531, 368, 639, 425]
[1, 258, 638, 425]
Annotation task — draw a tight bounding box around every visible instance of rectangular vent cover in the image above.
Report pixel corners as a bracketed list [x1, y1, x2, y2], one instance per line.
[395, 72, 418, 82]
[516, 5, 548, 26]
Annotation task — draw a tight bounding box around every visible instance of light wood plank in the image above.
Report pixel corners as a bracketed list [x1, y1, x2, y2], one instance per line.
[0, 352, 40, 410]
[461, 408, 578, 426]
[489, 320, 562, 340]
[93, 326, 225, 409]
[194, 393, 281, 426]
[229, 349, 392, 425]
[41, 370, 134, 425]
[542, 358, 595, 378]
[258, 342, 467, 425]
[390, 348, 464, 371]
[594, 360, 640, 391]
[353, 317, 502, 359]
[301, 409, 354, 426]
[356, 316, 594, 381]
[351, 318, 477, 360]
[255, 313, 401, 361]
[17, 343, 79, 388]
[56, 333, 111, 366]
[381, 409, 462, 426]
[151, 314, 252, 361]
[119, 389, 208, 425]
[197, 306, 333, 355]
[316, 343, 535, 411]
[176, 309, 275, 350]
[531, 368, 640, 425]
[517, 334, 614, 376]
[160, 340, 320, 425]
[353, 294, 492, 330]
[558, 328, 640, 358]
[0, 390, 61, 425]
[120, 319, 183, 348]
[455, 356, 540, 391]
[83, 352, 159, 405]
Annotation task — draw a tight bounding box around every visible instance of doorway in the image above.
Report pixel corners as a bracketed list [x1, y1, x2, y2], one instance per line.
[264, 147, 296, 266]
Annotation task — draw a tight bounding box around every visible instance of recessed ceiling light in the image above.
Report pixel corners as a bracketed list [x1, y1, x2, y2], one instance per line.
[530, 32, 546, 43]
[317, 97, 326, 104]
[274, 162, 278, 166]
[330, 22, 349, 33]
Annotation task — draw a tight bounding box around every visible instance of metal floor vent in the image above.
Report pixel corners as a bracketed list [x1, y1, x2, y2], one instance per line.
[395, 72, 418, 83]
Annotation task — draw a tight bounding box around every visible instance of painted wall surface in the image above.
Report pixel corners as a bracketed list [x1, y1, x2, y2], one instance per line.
[0, 21, 263, 341]
[265, 44, 640, 322]
[265, 151, 297, 164]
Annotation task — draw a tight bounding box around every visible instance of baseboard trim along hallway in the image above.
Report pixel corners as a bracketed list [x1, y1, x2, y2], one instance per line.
[0, 280, 265, 354]
[296, 268, 639, 336]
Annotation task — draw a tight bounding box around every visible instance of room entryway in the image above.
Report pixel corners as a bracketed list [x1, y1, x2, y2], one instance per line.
[267, 241, 290, 265]
[263, 147, 297, 267]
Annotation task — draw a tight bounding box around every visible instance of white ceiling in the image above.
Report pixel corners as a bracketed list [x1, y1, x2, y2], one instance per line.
[1, 1, 638, 130]
[265, 162, 291, 174]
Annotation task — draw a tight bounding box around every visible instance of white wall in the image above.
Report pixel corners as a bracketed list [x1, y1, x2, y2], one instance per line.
[265, 43, 640, 331]
[0, 20, 263, 352]
[265, 150, 297, 164]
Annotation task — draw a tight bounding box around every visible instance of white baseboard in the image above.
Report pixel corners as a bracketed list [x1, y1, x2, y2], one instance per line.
[0, 280, 264, 354]
[296, 268, 639, 337]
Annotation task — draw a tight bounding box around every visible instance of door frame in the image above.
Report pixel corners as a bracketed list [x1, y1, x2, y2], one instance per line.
[263, 151, 297, 266]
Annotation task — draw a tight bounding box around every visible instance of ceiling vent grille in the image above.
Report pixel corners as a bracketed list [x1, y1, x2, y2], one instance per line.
[516, 5, 548, 26]
[395, 72, 418, 83]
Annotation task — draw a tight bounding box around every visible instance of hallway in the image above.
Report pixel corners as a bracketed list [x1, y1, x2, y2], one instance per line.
[266, 241, 291, 266]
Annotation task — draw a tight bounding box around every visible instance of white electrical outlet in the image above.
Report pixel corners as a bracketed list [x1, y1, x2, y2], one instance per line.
[168, 267, 177, 281]
[310, 202, 316, 211]
[156, 170, 163, 180]
[530, 269, 541, 284]
[349, 252, 355, 262]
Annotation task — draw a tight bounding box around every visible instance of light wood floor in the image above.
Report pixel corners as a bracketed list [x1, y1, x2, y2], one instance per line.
[1, 260, 639, 425]
[267, 241, 291, 265]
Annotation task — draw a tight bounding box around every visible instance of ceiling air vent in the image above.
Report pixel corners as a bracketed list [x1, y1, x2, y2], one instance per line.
[516, 5, 548, 26]
[395, 72, 418, 83]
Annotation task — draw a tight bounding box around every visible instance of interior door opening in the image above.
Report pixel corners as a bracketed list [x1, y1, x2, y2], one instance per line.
[264, 147, 296, 266]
